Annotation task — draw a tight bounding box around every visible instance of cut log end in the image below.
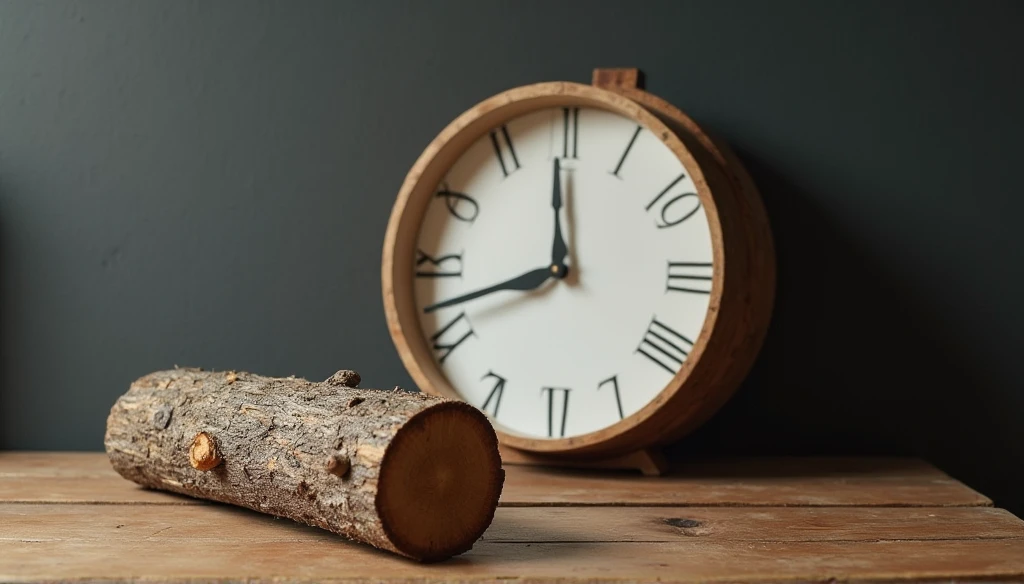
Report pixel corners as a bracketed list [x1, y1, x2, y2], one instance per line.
[376, 401, 504, 562]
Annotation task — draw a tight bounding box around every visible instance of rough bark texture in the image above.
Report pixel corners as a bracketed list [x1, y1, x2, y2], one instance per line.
[104, 368, 504, 562]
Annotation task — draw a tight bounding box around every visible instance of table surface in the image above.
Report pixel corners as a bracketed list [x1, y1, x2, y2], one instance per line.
[1, 452, 1022, 583]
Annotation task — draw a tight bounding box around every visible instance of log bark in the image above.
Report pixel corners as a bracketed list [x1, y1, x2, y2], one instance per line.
[104, 368, 504, 562]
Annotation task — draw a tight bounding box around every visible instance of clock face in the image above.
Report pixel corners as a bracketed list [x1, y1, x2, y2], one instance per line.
[413, 106, 714, 440]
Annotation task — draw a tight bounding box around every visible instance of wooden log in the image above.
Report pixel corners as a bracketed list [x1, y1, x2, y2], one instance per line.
[104, 368, 504, 562]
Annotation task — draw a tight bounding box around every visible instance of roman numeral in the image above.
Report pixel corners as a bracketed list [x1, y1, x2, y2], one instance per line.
[480, 371, 506, 419]
[611, 125, 642, 177]
[435, 182, 479, 222]
[646, 173, 701, 228]
[416, 249, 463, 278]
[666, 261, 712, 294]
[489, 125, 521, 177]
[598, 375, 624, 419]
[430, 312, 475, 364]
[541, 387, 571, 438]
[561, 107, 579, 159]
[636, 317, 693, 375]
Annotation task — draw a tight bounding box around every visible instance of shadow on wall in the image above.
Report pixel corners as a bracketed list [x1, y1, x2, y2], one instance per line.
[670, 149, 1024, 516]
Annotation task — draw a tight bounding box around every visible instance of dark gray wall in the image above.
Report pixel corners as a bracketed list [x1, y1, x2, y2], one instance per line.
[2, 1, 1022, 513]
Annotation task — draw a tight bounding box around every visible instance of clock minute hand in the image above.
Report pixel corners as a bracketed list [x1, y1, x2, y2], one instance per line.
[550, 158, 569, 273]
[423, 267, 552, 314]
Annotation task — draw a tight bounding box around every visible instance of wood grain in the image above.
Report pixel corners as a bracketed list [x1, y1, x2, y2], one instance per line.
[3, 504, 1021, 544]
[0, 451, 113, 476]
[0, 454, 991, 507]
[0, 475, 202, 504]
[500, 458, 991, 507]
[2, 504, 1024, 581]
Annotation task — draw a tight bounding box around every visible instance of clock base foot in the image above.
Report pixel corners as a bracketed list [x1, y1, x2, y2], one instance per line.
[499, 445, 670, 476]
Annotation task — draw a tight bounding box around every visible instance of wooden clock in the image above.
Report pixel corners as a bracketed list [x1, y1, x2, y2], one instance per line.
[382, 68, 774, 475]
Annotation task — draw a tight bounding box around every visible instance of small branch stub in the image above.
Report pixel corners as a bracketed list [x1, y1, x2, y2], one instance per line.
[327, 454, 350, 478]
[189, 432, 222, 471]
[326, 369, 361, 388]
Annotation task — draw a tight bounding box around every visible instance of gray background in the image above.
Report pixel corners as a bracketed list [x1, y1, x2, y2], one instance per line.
[1, 0, 1022, 514]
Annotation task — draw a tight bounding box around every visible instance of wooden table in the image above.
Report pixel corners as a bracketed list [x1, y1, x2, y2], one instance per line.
[2, 453, 1022, 582]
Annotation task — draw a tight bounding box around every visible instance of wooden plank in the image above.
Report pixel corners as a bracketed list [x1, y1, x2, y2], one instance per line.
[1, 525, 1022, 582]
[501, 457, 992, 507]
[0, 475, 202, 504]
[1, 503, 1021, 544]
[0, 451, 113, 476]
[0, 453, 992, 507]
[0, 452, 196, 504]
[486, 506, 1024, 543]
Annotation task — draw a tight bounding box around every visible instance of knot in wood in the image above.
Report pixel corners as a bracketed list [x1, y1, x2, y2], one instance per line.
[326, 453, 350, 478]
[325, 370, 360, 388]
[665, 517, 702, 529]
[152, 405, 173, 430]
[189, 432, 222, 471]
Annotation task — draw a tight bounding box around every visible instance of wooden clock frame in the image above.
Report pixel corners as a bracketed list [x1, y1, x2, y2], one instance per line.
[382, 68, 774, 475]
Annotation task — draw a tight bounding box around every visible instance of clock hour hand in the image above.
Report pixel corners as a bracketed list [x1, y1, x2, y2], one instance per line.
[550, 158, 569, 276]
[423, 267, 552, 314]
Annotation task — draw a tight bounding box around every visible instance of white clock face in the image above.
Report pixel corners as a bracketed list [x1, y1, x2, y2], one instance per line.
[414, 106, 714, 439]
